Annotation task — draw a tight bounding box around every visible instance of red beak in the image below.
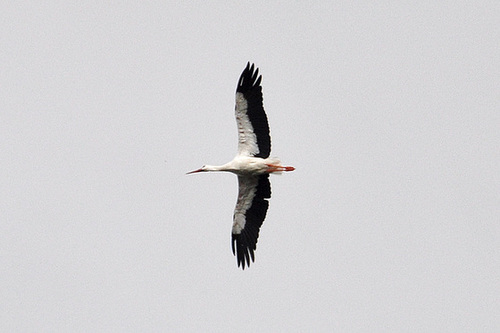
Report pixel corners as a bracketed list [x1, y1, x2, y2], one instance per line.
[186, 168, 204, 174]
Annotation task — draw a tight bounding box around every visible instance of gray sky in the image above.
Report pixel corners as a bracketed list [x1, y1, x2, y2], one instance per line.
[1, 2, 499, 332]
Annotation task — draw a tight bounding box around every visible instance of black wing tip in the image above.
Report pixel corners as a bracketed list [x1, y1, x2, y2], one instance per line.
[232, 233, 256, 270]
[237, 62, 262, 94]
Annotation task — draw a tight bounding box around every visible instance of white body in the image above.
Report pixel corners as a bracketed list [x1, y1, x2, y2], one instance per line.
[200, 156, 282, 175]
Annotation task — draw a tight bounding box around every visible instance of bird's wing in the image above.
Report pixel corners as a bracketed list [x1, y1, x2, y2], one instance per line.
[235, 63, 271, 158]
[232, 174, 271, 269]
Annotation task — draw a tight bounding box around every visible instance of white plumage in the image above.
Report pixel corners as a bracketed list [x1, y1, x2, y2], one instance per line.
[187, 63, 294, 269]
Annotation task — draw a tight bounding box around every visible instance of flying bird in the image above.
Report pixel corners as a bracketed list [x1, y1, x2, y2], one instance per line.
[187, 63, 294, 269]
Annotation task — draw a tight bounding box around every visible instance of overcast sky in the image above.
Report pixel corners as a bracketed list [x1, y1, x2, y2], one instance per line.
[1, 2, 499, 332]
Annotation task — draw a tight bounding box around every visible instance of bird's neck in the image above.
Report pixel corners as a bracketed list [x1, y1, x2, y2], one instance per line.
[204, 164, 231, 172]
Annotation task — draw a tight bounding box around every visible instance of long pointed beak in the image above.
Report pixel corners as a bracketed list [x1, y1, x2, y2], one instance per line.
[186, 168, 204, 175]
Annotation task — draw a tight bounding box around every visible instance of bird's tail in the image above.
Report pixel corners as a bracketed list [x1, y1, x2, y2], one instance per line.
[265, 157, 294, 174]
[266, 157, 281, 165]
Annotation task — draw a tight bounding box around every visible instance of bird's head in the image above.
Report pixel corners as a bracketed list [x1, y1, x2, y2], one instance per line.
[186, 165, 207, 174]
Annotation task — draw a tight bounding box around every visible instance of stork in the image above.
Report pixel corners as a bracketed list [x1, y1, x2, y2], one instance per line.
[187, 63, 294, 269]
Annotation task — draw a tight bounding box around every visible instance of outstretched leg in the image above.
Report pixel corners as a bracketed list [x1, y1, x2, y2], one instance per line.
[266, 164, 295, 173]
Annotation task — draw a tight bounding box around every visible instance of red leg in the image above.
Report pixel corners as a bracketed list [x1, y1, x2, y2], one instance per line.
[266, 164, 295, 173]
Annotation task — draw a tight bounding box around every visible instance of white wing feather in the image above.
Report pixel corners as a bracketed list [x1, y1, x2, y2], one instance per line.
[235, 92, 259, 157]
[232, 175, 258, 234]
